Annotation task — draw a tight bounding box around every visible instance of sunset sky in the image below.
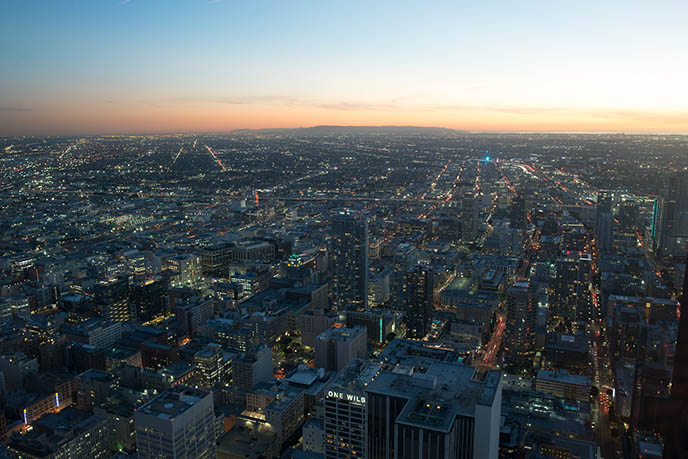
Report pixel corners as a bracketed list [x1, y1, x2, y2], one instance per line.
[2, 1, 687, 135]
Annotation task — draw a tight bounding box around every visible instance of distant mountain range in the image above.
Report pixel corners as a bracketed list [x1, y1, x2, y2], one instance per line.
[231, 125, 465, 136]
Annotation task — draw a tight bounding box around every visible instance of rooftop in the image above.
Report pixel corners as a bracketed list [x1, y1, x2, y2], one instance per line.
[136, 386, 210, 420]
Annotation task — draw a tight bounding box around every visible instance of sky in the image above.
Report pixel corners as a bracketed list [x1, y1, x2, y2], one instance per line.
[1, 0, 687, 135]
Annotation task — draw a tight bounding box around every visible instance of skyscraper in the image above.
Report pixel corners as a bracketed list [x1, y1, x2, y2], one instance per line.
[595, 189, 615, 235]
[504, 280, 537, 369]
[597, 211, 614, 252]
[510, 195, 527, 231]
[391, 243, 418, 308]
[657, 171, 688, 259]
[462, 192, 480, 241]
[134, 386, 216, 458]
[554, 252, 592, 325]
[405, 265, 434, 340]
[324, 359, 378, 459]
[663, 253, 688, 457]
[314, 325, 367, 371]
[670, 253, 688, 401]
[366, 362, 502, 459]
[331, 210, 369, 310]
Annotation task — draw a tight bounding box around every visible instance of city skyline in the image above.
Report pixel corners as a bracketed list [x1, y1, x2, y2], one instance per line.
[2, 0, 688, 135]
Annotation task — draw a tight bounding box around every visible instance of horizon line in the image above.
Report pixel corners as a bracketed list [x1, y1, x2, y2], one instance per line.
[3, 125, 688, 138]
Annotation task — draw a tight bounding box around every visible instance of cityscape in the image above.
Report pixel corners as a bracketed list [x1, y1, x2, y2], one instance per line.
[2, 2, 688, 459]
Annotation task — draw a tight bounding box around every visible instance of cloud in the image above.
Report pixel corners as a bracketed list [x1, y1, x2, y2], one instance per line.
[0, 106, 31, 112]
[118, 0, 133, 5]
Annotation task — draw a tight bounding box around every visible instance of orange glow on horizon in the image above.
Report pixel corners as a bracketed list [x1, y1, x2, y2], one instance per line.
[3, 100, 688, 136]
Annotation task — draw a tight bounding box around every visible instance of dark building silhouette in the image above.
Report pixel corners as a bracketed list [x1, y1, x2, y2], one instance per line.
[331, 210, 369, 310]
[504, 280, 537, 369]
[510, 196, 526, 231]
[635, 253, 688, 457]
[405, 265, 433, 339]
[655, 172, 688, 260]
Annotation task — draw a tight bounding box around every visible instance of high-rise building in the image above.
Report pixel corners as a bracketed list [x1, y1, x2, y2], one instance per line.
[63, 318, 123, 349]
[554, 252, 592, 325]
[324, 359, 379, 459]
[331, 210, 369, 310]
[314, 326, 367, 371]
[597, 211, 614, 252]
[76, 369, 119, 411]
[619, 199, 639, 233]
[391, 243, 418, 308]
[671, 253, 688, 401]
[194, 343, 226, 389]
[232, 344, 273, 390]
[175, 296, 214, 338]
[197, 242, 233, 276]
[462, 192, 480, 241]
[134, 386, 216, 459]
[166, 253, 202, 287]
[368, 267, 391, 306]
[437, 214, 462, 242]
[129, 276, 169, 322]
[504, 280, 537, 369]
[405, 265, 434, 339]
[94, 276, 129, 305]
[510, 196, 527, 231]
[366, 362, 502, 459]
[595, 189, 616, 234]
[656, 171, 688, 259]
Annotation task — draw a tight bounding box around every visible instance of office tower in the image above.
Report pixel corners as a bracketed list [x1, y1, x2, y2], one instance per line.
[541, 214, 559, 236]
[94, 275, 129, 304]
[331, 210, 369, 310]
[314, 326, 367, 371]
[324, 359, 378, 459]
[595, 189, 615, 234]
[368, 267, 390, 306]
[300, 309, 335, 347]
[175, 296, 214, 337]
[134, 386, 216, 459]
[66, 343, 106, 373]
[504, 280, 537, 369]
[232, 344, 272, 390]
[619, 199, 639, 232]
[123, 249, 147, 281]
[462, 192, 480, 241]
[63, 318, 123, 349]
[391, 243, 418, 308]
[437, 214, 462, 242]
[102, 299, 131, 322]
[0, 352, 38, 392]
[657, 252, 688, 456]
[651, 197, 662, 252]
[129, 275, 168, 322]
[366, 362, 502, 459]
[166, 253, 202, 287]
[671, 253, 688, 401]
[405, 265, 434, 339]
[657, 171, 688, 259]
[597, 211, 614, 252]
[197, 242, 233, 276]
[194, 343, 225, 389]
[510, 195, 527, 231]
[76, 369, 119, 411]
[554, 252, 592, 325]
